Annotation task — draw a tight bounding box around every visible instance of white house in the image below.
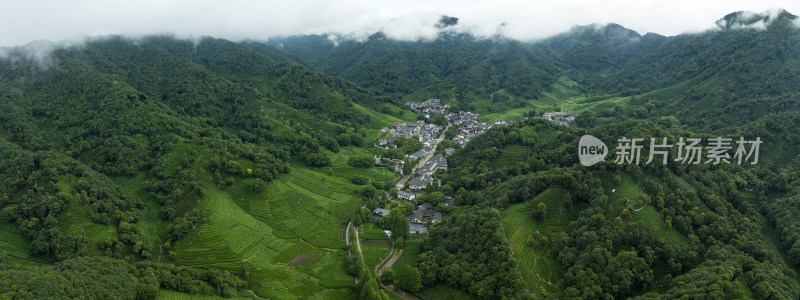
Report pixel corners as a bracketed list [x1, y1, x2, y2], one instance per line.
[397, 190, 416, 201]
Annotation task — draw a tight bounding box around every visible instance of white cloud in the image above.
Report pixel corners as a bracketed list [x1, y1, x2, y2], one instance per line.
[0, 0, 799, 47]
[0, 39, 87, 67]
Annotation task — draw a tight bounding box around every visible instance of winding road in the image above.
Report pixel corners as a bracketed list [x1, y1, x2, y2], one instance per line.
[374, 232, 421, 300]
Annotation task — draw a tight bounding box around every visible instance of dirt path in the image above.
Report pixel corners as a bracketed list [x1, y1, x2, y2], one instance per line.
[374, 228, 398, 278]
[346, 221, 352, 246]
[353, 226, 365, 264]
[374, 231, 421, 300]
[346, 222, 358, 284]
[376, 248, 402, 278]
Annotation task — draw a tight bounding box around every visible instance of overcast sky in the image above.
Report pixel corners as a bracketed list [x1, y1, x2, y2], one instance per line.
[1, 0, 799, 47]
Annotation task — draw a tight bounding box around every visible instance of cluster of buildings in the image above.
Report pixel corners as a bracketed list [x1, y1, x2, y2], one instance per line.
[372, 196, 457, 235]
[542, 111, 577, 126]
[451, 113, 511, 147]
[373, 155, 407, 174]
[368, 98, 517, 235]
[378, 121, 443, 149]
[445, 110, 478, 124]
[384, 195, 458, 235]
[409, 154, 447, 192]
[376, 120, 444, 174]
[408, 99, 513, 147]
[399, 98, 512, 148]
[410, 203, 441, 225]
[405, 98, 449, 117]
[371, 153, 457, 235]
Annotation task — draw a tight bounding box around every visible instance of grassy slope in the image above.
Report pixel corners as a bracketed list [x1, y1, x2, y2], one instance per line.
[0, 223, 53, 266]
[502, 188, 579, 296]
[56, 110, 399, 299]
[155, 290, 253, 300]
[490, 144, 530, 169]
[359, 223, 391, 268]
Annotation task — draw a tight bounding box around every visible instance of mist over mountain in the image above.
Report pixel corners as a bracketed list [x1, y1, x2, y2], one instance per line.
[263, 9, 800, 129]
[1, 8, 800, 300]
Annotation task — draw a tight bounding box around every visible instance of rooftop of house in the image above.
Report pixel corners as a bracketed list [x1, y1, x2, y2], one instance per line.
[412, 210, 424, 221]
[397, 190, 415, 199]
[409, 223, 427, 234]
[430, 154, 447, 165]
[433, 212, 443, 223]
[373, 208, 392, 216]
[410, 150, 426, 159]
[419, 202, 432, 211]
[409, 202, 434, 221]
[409, 176, 431, 188]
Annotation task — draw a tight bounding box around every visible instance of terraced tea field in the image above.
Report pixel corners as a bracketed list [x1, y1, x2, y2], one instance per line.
[490, 144, 531, 169]
[169, 164, 363, 299]
[502, 188, 579, 295]
[0, 223, 52, 266]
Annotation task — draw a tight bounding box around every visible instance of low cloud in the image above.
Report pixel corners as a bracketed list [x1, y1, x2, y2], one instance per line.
[1, 1, 799, 48]
[0, 39, 86, 68]
[715, 8, 795, 31]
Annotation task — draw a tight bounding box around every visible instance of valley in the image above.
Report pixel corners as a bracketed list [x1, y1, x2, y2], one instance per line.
[1, 8, 800, 300]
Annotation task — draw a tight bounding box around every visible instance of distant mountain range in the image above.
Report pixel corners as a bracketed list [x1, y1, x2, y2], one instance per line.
[266, 9, 800, 130]
[1, 9, 800, 299]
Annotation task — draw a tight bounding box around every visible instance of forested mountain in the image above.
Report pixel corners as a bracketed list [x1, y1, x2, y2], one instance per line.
[269, 9, 800, 128]
[267, 32, 559, 109]
[1, 8, 800, 300]
[437, 116, 800, 298]
[265, 9, 800, 299]
[0, 35, 410, 298]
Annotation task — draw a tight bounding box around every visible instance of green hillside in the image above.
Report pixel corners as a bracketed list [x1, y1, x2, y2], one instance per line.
[3, 8, 800, 300]
[430, 116, 800, 298]
[271, 10, 800, 133]
[0, 36, 403, 299]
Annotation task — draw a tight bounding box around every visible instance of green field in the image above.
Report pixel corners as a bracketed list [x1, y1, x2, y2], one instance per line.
[600, 172, 692, 281]
[479, 106, 532, 123]
[351, 102, 418, 126]
[326, 146, 400, 183]
[57, 202, 118, 245]
[147, 140, 396, 298]
[153, 127, 415, 299]
[601, 173, 688, 242]
[360, 223, 390, 241]
[394, 237, 422, 268]
[362, 242, 391, 267]
[604, 174, 644, 215]
[359, 223, 391, 268]
[501, 188, 583, 296]
[156, 290, 251, 300]
[117, 173, 169, 262]
[490, 144, 531, 169]
[306, 288, 358, 300]
[0, 223, 52, 266]
[632, 206, 687, 246]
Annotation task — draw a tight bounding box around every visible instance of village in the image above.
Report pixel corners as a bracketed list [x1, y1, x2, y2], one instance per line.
[369, 99, 578, 235]
[371, 98, 508, 235]
[541, 111, 577, 126]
